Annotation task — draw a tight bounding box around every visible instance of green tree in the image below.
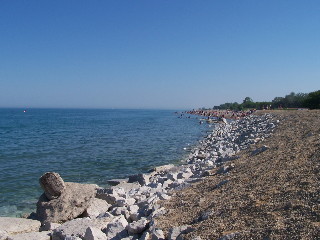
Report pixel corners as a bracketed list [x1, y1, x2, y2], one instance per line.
[242, 97, 253, 104]
[242, 97, 255, 109]
[304, 90, 320, 109]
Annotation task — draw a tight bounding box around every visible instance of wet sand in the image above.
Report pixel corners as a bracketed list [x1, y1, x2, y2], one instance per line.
[155, 110, 320, 239]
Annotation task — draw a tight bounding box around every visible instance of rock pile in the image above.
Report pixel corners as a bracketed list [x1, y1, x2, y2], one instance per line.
[36, 172, 97, 223]
[0, 113, 279, 240]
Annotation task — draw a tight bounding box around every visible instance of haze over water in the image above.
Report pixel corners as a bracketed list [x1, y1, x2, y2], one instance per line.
[0, 108, 209, 217]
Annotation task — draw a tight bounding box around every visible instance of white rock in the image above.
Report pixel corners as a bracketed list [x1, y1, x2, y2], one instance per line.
[168, 225, 195, 240]
[148, 207, 166, 219]
[162, 179, 173, 189]
[97, 212, 114, 219]
[40, 221, 61, 231]
[128, 174, 150, 186]
[110, 207, 130, 218]
[167, 172, 178, 181]
[0, 230, 9, 240]
[83, 198, 111, 218]
[126, 198, 136, 206]
[155, 177, 167, 184]
[157, 193, 171, 201]
[128, 205, 139, 214]
[7, 231, 51, 240]
[151, 229, 165, 240]
[150, 164, 175, 174]
[0, 217, 41, 235]
[84, 227, 107, 240]
[115, 197, 127, 207]
[177, 169, 193, 180]
[129, 212, 141, 222]
[168, 179, 185, 188]
[112, 187, 126, 198]
[126, 218, 149, 234]
[139, 231, 150, 240]
[52, 218, 94, 240]
[103, 215, 128, 240]
[133, 194, 147, 202]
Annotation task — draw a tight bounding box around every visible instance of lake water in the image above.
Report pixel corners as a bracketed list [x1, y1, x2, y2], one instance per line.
[0, 108, 209, 217]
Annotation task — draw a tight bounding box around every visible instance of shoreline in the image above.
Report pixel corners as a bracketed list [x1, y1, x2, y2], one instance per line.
[156, 110, 320, 239]
[0, 109, 207, 219]
[0, 110, 284, 239]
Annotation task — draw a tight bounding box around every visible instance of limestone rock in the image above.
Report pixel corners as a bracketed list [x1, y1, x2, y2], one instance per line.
[0, 217, 41, 235]
[52, 218, 95, 240]
[151, 229, 165, 240]
[102, 215, 128, 240]
[0, 230, 8, 240]
[84, 227, 107, 240]
[128, 205, 139, 215]
[157, 193, 171, 201]
[177, 169, 193, 180]
[82, 198, 111, 219]
[126, 218, 149, 234]
[168, 225, 195, 240]
[91, 215, 114, 230]
[148, 207, 166, 219]
[113, 182, 140, 192]
[110, 207, 130, 219]
[39, 172, 66, 200]
[150, 164, 175, 174]
[139, 231, 150, 240]
[37, 182, 97, 223]
[7, 231, 51, 240]
[106, 178, 128, 186]
[166, 172, 178, 181]
[40, 221, 61, 231]
[128, 173, 150, 186]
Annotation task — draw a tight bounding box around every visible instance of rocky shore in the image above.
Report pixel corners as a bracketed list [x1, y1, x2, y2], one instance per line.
[1, 110, 318, 240]
[156, 110, 320, 239]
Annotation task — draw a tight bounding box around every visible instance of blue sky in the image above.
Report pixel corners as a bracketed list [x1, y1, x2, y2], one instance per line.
[0, 1, 319, 109]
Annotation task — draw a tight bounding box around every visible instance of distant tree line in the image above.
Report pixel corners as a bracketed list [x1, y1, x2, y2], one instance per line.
[213, 90, 320, 110]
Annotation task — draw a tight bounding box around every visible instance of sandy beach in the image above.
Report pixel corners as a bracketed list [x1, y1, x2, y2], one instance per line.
[155, 110, 320, 239]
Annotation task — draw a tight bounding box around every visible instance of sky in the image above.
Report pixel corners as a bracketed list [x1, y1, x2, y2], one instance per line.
[0, 1, 319, 109]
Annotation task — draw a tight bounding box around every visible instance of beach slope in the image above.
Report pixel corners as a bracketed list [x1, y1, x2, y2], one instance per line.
[155, 110, 320, 239]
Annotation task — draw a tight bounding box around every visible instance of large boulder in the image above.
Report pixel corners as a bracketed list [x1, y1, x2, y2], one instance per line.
[84, 227, 107, 240]
[102, 215, 128, 240]
[52, 218, 95, 240]
[82, 198, 111, 219]
[37, 181, 97, 223]
[39, 172, 66, 200]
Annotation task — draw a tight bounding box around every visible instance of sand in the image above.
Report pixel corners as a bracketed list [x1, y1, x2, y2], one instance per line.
[155, 110, 320, 239]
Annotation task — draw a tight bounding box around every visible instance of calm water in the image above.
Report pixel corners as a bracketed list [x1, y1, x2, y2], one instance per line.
[0, 108, 209, 217]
